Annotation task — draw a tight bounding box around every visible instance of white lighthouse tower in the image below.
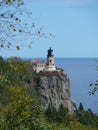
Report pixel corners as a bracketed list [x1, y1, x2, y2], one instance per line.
[45, 47, 56, 71]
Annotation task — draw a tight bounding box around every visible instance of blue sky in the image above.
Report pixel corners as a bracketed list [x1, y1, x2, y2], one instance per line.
[1, 0, 98, 58]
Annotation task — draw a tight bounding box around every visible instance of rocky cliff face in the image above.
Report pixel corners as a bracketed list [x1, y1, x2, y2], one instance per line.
[34, 71, 76, 113]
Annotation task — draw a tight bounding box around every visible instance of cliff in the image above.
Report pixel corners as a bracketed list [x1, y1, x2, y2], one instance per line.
[34, 71, 76, 113]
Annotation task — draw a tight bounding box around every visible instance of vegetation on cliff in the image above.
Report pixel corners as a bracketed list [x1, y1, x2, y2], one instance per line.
[0, 56, 98, 130]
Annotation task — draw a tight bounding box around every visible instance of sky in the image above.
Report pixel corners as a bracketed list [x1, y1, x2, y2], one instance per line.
[1, 0, 98, 58]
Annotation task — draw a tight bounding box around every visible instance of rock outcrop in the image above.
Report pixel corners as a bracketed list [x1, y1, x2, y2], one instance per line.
[34, 71, 76, 113]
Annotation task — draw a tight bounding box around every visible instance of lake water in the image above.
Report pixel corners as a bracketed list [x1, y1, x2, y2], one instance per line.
[25, 57, 98, 113]
[55, 58, 98, 114]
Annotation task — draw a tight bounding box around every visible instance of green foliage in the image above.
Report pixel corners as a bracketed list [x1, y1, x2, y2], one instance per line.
[56, 104, 68, 123]
[7, 56, 22, 62]
[69, 121, 98, 130]
[0, 57, 33, 87]
[79, 102, 84, 111]
[0, 57, 42, 129]
[45, 102, 98, 129]
[45, 104, 57, 122]
[0, 57, 98, 130]
[45, 104, 69, 124]
[0, 86, 42, 130]
[69, 121, 87, 130]
[75, 104, 98, 128]
[65, 113, 77, 126]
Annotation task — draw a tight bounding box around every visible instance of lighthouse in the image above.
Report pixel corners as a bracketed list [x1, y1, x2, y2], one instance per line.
[45, 47, 56, 71]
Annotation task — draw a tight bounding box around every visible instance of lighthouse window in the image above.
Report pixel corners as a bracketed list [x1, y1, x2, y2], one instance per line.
[50, 60, 51, 62]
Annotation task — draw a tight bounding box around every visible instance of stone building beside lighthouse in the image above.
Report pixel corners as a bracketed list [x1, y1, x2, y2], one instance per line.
[45, 47, 56, 71]
[32, 47, 56, 73]
[33, 59, 45, 73]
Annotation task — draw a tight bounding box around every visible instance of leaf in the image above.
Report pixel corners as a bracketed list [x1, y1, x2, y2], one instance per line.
[20, 12, 22, 15]
[1, 44, 4, 48]
[10, 14, 13, 18]
[18, 19, 21, 22]
[1, 14, 4, 17]
[8, 42, 11, 45]
[38, 31, 40, 34]
[7, 45, 10, 48]
[10, 24, 13, 27]
[19, 29, 22, 32]
[16, 17, 19, 21]
[16, 46, 20, 50]
[32, 23, 35, 27]
[89, 83, 93, 87]
[28, 45, 32, 48]
[13, 29, 16, 31]
[94, 84, 98, 86]
[6, 0, 12, 4]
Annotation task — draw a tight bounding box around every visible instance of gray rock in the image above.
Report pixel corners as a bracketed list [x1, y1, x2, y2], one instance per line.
[34, 71, 76, 113]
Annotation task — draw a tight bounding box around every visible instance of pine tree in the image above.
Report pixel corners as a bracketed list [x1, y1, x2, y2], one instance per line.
[45, 105, 57, 122]
[79, 102, 84, 111]
[56, 104, 68, 123]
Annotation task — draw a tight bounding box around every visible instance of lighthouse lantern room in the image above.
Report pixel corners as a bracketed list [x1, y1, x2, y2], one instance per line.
[45, 47, 56, 71]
